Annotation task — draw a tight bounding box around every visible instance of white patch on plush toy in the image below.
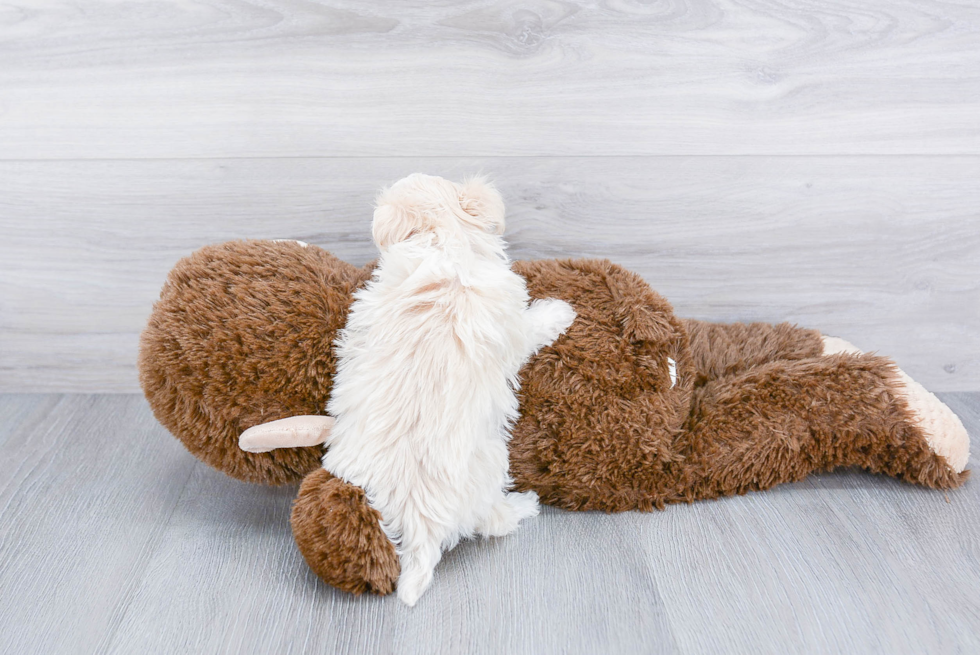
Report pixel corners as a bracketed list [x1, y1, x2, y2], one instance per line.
[273, 239, 309, 247]
[238, 415, 334, 453]
[821, 336, 863, 356]
[894, 369, 970, 473]
[667, 357, 677, 388]
[821, 335, 970, 473]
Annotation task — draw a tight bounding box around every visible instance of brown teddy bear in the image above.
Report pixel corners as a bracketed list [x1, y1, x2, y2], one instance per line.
[139, 239, 970, 596]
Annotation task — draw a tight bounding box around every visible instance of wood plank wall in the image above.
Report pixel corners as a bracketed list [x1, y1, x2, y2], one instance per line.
[1, 0, 977, 392]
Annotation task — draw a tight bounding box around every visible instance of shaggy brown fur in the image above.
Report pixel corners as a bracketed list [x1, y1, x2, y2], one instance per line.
[292, 468, 400, 595]
[683, 320, 825, 387]
[139, 240, 969, 596]
[139, 241, 369, 485]
[507, 258, 696, 512]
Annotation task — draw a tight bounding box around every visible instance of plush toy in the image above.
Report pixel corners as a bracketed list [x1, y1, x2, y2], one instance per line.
[139, 239, 970, 596]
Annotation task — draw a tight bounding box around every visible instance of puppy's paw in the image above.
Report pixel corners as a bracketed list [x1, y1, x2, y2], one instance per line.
[506, 490, 540, 521]
[527, 298, 576, 350]
[478, 491, 540, 538]
[396, 558, 435, 607]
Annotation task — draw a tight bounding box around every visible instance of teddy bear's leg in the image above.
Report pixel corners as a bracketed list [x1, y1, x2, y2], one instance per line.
[679, 353, 970, 502]
[683, 320, 824, 386]
[819, 336, 970, 472]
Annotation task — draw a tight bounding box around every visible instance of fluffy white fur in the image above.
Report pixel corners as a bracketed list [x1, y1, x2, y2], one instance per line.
[322, 174, 576, 606]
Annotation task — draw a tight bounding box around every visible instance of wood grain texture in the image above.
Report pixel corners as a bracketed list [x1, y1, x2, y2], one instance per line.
[2, 157, 977, 392]
[0, 393, 978, 654]
[0, 395, 198, 655]
[0, 0, 978, 158]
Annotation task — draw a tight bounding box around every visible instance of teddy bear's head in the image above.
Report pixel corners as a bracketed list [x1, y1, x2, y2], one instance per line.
[139, 240, 370, 485]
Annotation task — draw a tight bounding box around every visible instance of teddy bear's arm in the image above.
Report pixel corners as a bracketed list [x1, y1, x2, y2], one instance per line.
[292, 469, 400, 595]
[682, 320, 823, 387]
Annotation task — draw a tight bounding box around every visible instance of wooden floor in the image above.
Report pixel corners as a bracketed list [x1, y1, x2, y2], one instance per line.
[1, 392, 978, 655]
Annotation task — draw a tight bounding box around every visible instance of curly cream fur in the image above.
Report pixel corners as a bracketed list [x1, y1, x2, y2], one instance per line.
[322, 174, 575, 605]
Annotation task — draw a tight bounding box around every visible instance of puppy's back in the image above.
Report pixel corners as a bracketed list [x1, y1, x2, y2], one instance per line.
[325, 244, 528, 512]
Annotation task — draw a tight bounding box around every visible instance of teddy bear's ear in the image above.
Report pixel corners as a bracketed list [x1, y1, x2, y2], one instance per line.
[292, 469, 400, 595]
[457, 175, 505, 235]
[371, 173, 449, 248]
[238, 415, 334, 453]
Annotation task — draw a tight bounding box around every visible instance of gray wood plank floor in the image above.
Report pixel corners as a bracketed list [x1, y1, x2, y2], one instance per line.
[1, 393, 978, 655]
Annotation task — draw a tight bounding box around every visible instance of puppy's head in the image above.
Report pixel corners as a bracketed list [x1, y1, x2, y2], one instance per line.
[372, 174, 505, 252]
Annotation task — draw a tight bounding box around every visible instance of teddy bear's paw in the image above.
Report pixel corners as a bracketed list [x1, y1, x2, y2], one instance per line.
[821, 335, 863, 356]
[477, 491, 540, 538]
[893, 368, 971, 473]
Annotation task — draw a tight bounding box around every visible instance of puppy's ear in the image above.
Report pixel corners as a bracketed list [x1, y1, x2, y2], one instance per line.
[372, 185, 430, 249]
[457, 176, 505, 235]
[372, 203, 412, 250]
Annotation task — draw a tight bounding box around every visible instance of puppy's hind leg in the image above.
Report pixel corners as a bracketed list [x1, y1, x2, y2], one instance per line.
[396, 535, 443, 607]
[524, 298, 576, 356]
[477, 490, 540, 538]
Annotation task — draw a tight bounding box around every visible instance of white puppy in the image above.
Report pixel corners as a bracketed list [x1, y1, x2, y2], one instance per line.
[322, 173, 576, 606]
